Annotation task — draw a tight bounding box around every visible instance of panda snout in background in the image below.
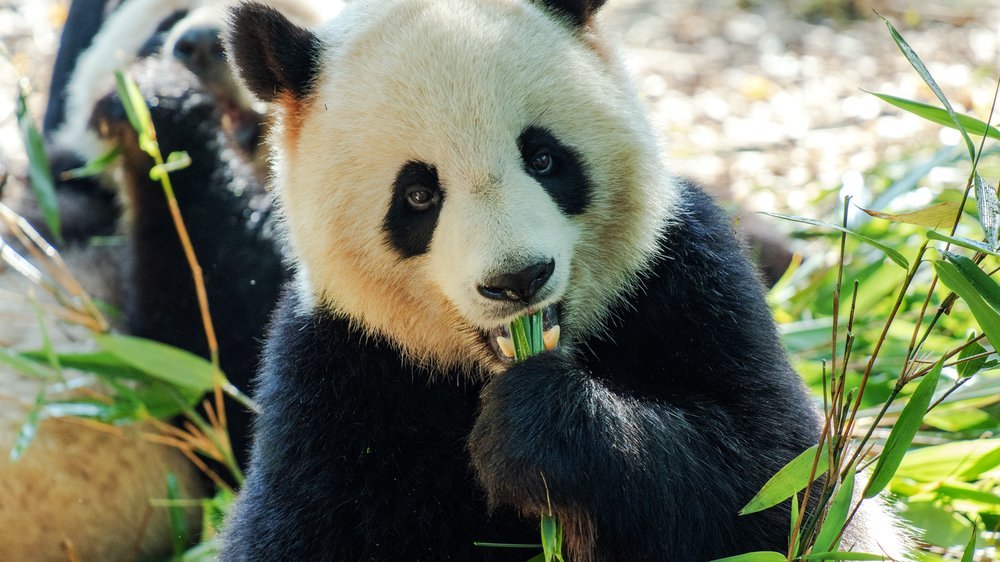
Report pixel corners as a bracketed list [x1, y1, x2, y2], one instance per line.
[165, 12, 263, 155]
[171, 25, 224, 76]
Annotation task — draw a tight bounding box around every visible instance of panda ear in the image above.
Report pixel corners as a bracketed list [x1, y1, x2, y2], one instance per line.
[224, 2, 321, 102]
[534, 0, 608, 27]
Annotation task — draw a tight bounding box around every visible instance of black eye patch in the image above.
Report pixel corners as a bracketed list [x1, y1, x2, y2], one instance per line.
[383, 161, 444, 258]
[517, 126, 591, 215]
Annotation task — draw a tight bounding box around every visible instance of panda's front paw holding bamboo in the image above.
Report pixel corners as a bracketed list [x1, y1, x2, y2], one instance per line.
[469, 350, 591, 511]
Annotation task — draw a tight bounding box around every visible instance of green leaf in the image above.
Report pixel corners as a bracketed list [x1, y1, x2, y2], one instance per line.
[866, 92, 1000, 141]
[923, 407, 990, 432]
[937, 483, 1000, 506]
[10, 392, 45, 461]
[114, 71, 154, 141]
[880, 16, 976, 161]
[166, 472, 189, 557]
[895, 439, 1000, 482]
[860, 202, 960, 229]
[15, 81, 61, 242]
[797, 552, 886, 560]
[813, 467, 856, 553]
[761, 212, 908, 269]
[961, 525, 976, 562]
[710, 552, 787, 562]
[540, 513, 562, 562]
[0, 348, 57, 379]
[789, 491, 799, 553]
[934, 260, 1000, 350]
[525, 555, 546, 562]
[20, 349, 146, 380]
[974, 175, 999, 250]
[926, 230, 1000, 260]
[864, 359, 942, 498]
[740, 443, 829, 515]
[94, 334, 216, 391]
[942, 252, 1000, 309]
[956, 339, 988, 379]
[150, 151, 192, 181]
[60, 145, 121, 180]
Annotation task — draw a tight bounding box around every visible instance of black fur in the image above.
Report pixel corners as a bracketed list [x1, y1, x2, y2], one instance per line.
[383, 161, 444, 258]
[533, 0, 607, 27]
[224, 3, 321, 103]
[222, 182, 822, 560]
[518, 127, 591, 215]
[43, 0, 109, 135]
[221, 290, 534, 561]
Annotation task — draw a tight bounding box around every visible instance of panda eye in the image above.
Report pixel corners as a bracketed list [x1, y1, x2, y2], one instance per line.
[406, 185, 439, 210]
[528, 150, 555, 175]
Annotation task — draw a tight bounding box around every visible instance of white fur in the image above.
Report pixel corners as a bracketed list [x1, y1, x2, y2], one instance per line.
[52, 0, 190, 161]
[272, 0, 678, 372]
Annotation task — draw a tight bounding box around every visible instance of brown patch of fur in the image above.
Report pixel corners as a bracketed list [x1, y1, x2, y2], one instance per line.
[278, 91, 309, 149]
[581, 21, 613, 65]
[562, 511, 598, 562]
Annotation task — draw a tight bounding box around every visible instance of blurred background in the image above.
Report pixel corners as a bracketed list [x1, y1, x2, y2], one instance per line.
[6, 0, 999, 219]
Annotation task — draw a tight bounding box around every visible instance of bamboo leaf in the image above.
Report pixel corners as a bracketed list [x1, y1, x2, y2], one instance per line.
[710, 552, 787, 562]
[166, 472, 189, 557]
[150, 151, 192, 181]
[15, 81, 61, 242]
[798, 552, 886, 560]
[864, 359, 942, 498]
[761, 212, 908, 269]
[813, 467, 856, 553]
[540, 514, 559, 562]
[10, 392, 44, 461]
[866, 92, 1000, 140]
[740, 444, 829, 515]
[60, 146, 121, 180]
[896, 439, 1000, 482]
[0, 348, 57, 379]
[974, 175, 999, 250]
[860, 202, 960, 228]
[20, 349, 146, 380]
[114, 71, 154, 141]
[926, 230, 1000, 259]
[956, 340, 988, 379]
[94, 334, 216, 391]
[961, 525, 976, 562]
[879, 16, 976, 160]
[942, 252, 1000, 310]
[934, 260, 1000, 350]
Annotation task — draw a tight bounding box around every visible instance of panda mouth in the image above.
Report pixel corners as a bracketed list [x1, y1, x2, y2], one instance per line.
[485, 304, 561, 363]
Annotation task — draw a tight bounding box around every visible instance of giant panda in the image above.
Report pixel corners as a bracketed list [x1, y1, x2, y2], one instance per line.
[219, 0, 909, 560]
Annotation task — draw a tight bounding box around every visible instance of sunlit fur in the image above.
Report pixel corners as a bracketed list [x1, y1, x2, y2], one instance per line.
[267, 0, 678, 373]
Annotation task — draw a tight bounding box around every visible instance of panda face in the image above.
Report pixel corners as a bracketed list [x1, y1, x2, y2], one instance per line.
[229, 0, 677, 372]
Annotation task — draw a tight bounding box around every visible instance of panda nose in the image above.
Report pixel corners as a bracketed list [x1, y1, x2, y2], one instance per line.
[173, 26, 224, 70]
[478, 260, 555, 303]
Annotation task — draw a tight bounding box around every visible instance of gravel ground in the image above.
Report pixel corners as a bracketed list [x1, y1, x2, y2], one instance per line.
[2, 0, 1000, 218]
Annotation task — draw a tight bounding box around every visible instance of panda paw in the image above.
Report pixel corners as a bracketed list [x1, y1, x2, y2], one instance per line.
[469, 350, 591, 511]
